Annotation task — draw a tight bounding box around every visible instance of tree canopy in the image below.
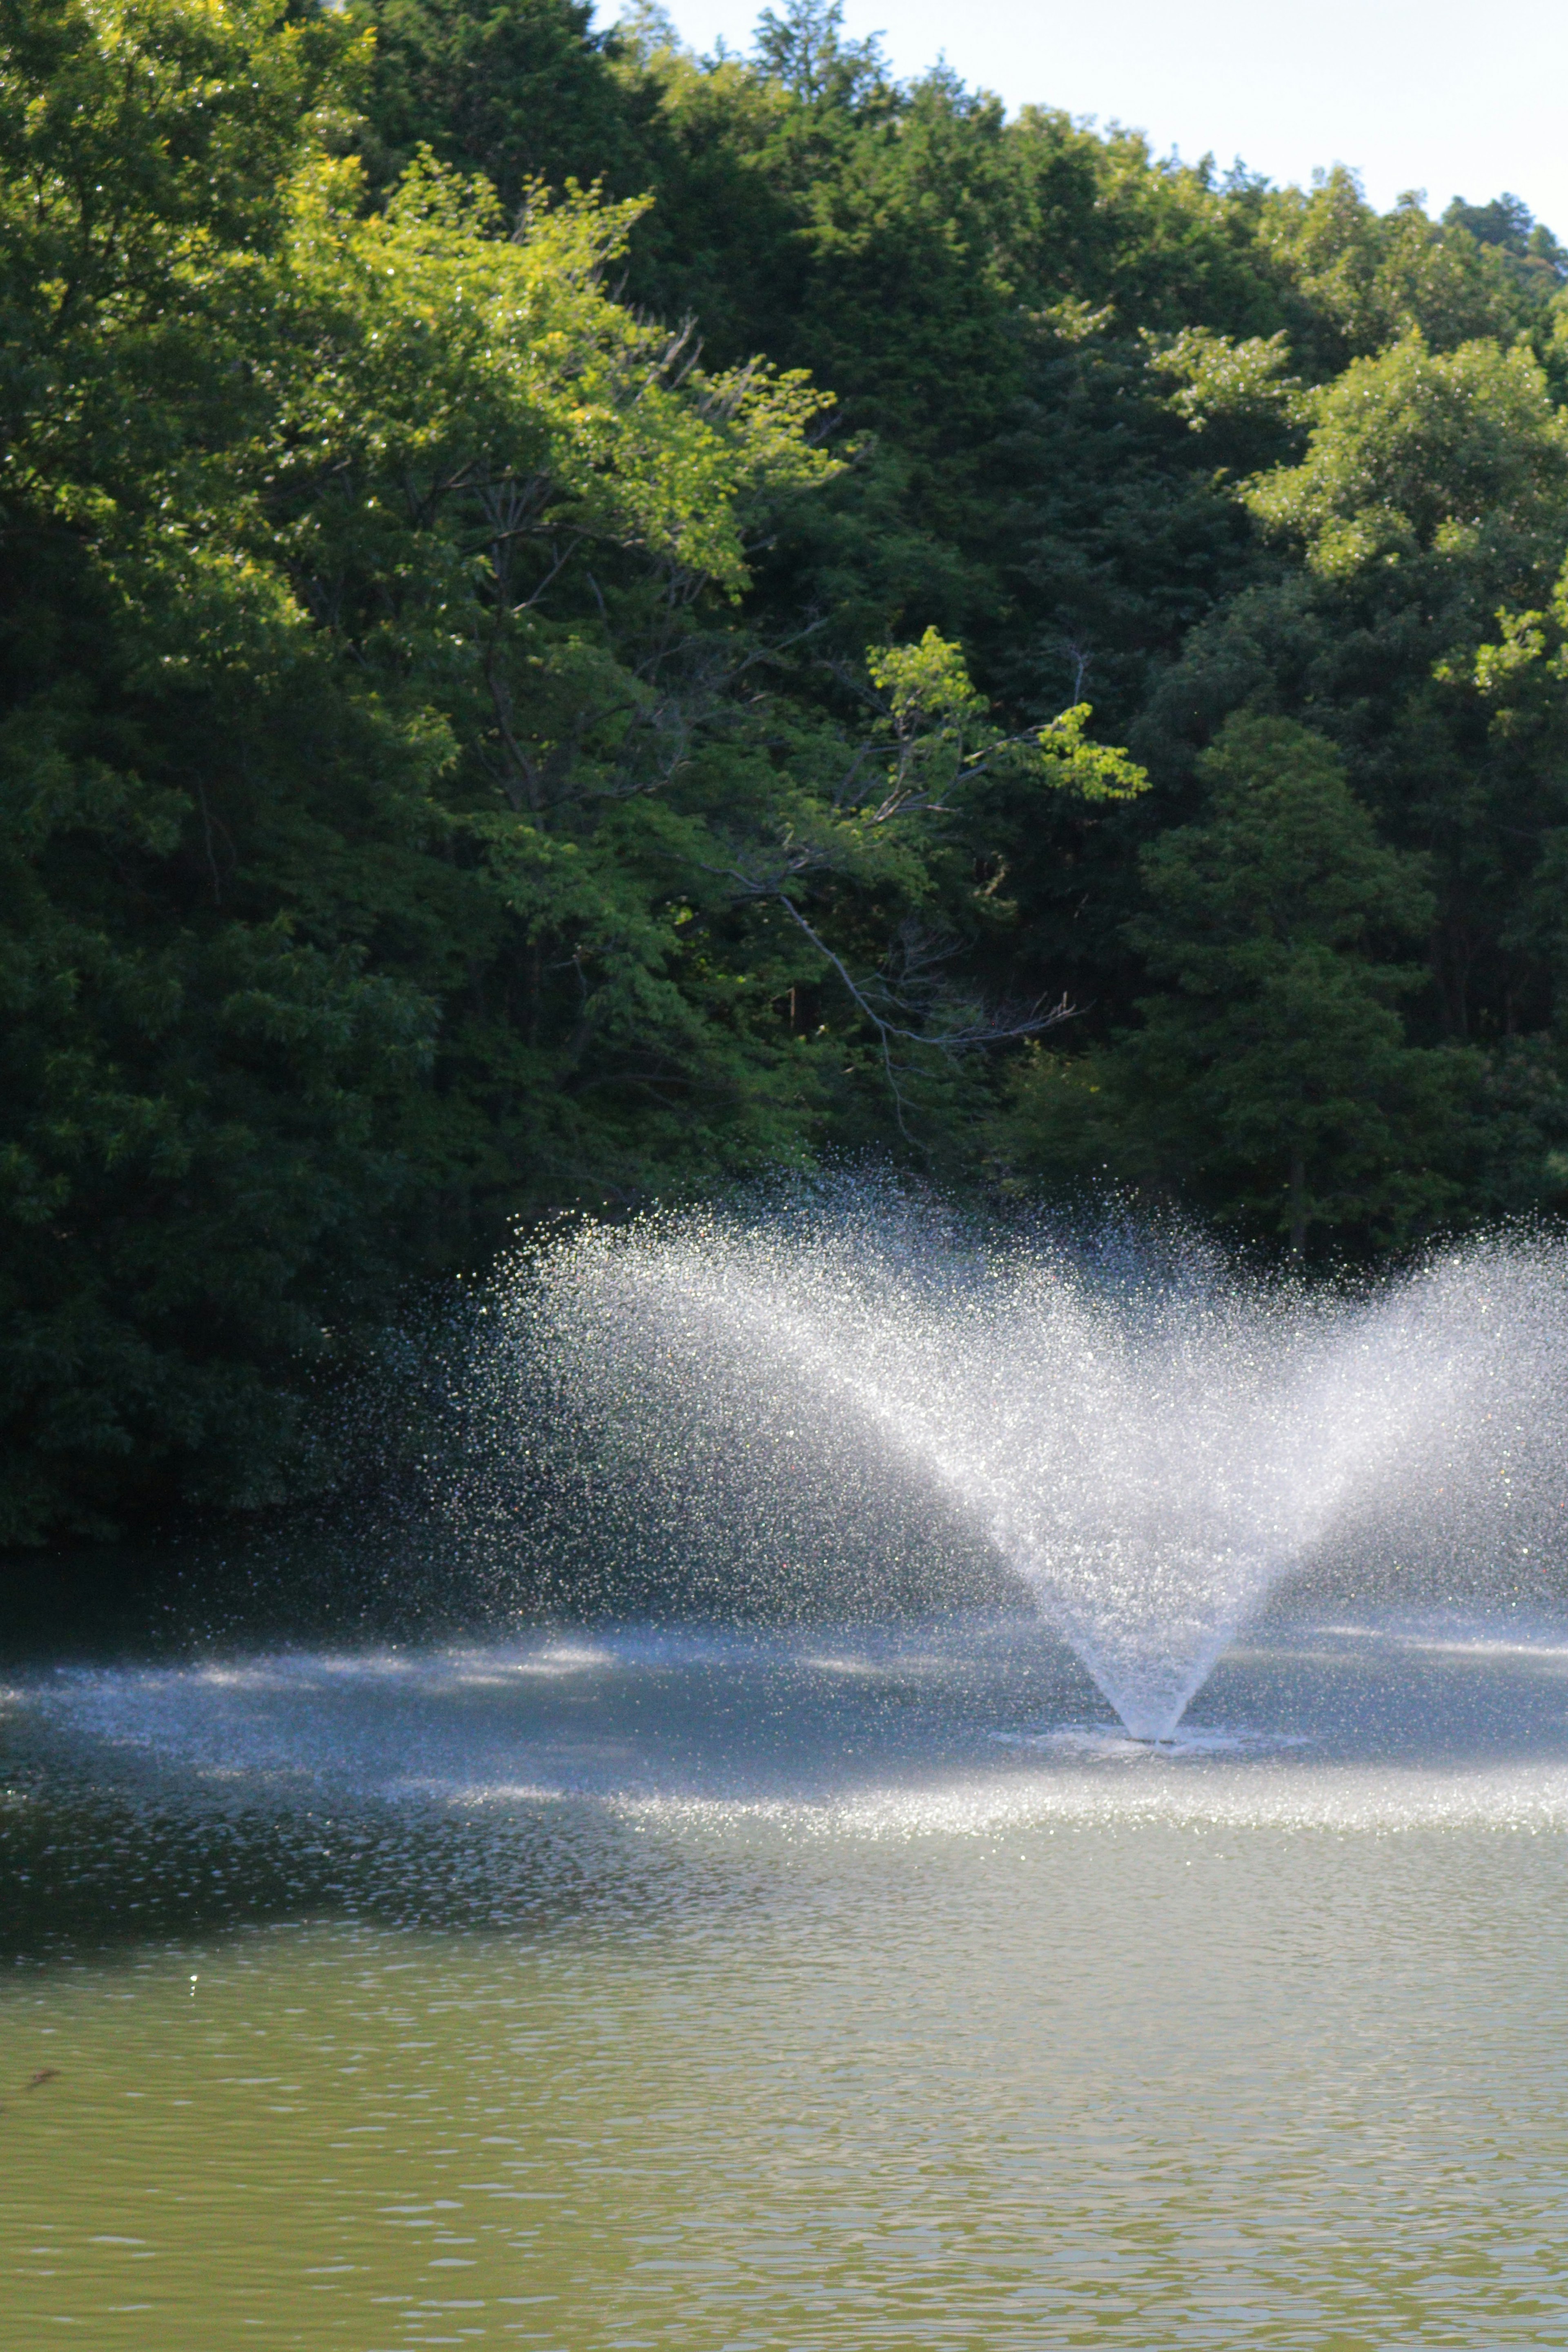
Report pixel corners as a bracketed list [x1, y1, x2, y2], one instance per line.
[4, 0, 1568, 1540]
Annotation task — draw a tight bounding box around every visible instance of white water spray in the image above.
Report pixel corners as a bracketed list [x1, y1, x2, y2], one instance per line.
[486, 1191, 1568, 1740]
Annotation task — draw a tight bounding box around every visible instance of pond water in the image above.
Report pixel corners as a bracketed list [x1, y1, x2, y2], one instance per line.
[4, 1610, 1568, 2349]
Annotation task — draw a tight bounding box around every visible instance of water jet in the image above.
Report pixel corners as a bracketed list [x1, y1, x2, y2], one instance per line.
[474, 1185, 1568, 1741]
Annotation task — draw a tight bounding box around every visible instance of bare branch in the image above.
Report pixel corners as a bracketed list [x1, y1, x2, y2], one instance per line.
[771, 891, 1077, 1047]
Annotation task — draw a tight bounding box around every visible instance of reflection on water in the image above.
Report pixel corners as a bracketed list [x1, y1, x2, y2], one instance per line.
[4, 1613, 1568, 2347]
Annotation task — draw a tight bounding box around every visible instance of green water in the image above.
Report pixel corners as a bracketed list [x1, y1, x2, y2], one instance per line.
[5, 1620, 1568, 2348]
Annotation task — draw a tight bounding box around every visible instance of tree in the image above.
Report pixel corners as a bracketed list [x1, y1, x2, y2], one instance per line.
[1244, 333, 1568, 598]
[0, 0, 436, 1541]
[7, 0, 1567, 1545]
[1442, 192, 1568, 307]
[355, 0, 644, 203]
[1259, 167, 1541, 373]
[1140, 333, 1568, 1047]
[998, 716, 1476, 1255]
[752, 0, 886, 108]
[0, 2, 842, 1536]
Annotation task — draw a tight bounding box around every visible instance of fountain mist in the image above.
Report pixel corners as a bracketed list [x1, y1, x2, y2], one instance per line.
[471, 1187, 1568, 1740]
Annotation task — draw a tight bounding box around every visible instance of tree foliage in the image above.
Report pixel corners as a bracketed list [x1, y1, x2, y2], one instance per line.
[4, 0, 1568, 1538]
[999, 719, 1475, 1252]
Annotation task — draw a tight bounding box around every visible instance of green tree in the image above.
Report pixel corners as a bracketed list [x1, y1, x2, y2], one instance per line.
[0, 0, 433, 1541]
[1442, 192, 1568, 308]
[999, 717, 1474, 1255]
[7, 0, 1567, 1547]
[0, 1, 840, 1537]
[359, 0, 642, 200]
[1140, 334, 1568, 1046]
[1245, 332, 1568, 593]
[1259, 167, 1541, 373]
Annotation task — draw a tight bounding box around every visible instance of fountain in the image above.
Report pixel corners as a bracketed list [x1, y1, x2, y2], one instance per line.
[472, 1183, 1568, 1741]
[11, 1192, 1568, 2352]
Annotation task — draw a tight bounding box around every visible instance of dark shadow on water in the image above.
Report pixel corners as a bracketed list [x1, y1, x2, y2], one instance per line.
[0, 1775, 735, 1970]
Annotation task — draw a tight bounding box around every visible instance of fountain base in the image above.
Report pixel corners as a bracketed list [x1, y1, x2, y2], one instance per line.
[991, 1723, 1314, 1760]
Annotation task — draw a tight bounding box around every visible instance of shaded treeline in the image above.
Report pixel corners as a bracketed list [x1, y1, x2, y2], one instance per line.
[3, 0, 1568, 1541]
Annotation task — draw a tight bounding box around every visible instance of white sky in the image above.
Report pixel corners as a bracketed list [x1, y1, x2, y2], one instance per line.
[602, 0, 1568, 238]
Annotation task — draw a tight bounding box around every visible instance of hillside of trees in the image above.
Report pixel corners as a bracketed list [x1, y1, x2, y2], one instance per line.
[4, 0, 1568, 1543]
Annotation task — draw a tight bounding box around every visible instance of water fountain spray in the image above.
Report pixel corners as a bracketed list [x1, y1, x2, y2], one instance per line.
[478, 1185, 1568, 1740]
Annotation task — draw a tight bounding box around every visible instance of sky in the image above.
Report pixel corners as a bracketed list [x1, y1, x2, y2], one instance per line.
[601, 0, 1568, 237]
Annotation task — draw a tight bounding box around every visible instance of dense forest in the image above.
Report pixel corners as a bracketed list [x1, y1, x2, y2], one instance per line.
[4, 0, 1568, 1544]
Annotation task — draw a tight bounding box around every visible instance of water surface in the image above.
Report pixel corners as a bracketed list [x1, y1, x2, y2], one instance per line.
[4, 1612, 1568, 2348]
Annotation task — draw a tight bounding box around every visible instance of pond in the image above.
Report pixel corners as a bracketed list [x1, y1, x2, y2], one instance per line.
[4, 1610, 1568, 2348]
